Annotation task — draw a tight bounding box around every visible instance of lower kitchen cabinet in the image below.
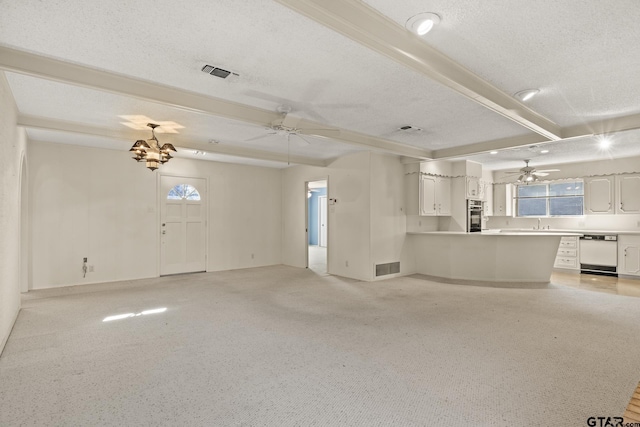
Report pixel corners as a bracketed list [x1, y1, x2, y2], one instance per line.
[618, 235, 640, 276]
[554, 236, 579, 270]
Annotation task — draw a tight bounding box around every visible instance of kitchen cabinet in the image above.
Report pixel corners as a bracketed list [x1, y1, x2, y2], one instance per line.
[584, 176, 615, 214]
[492, 183, 512, 216]
[618, 235, 640, 276]
[482, 182, 493, 216]
[554, 236, 579, 270]
[435, 177, 451, 216]
[405, 173, 450, 216]
[616, 174, 640, 214]
[466, 176, 480, 199]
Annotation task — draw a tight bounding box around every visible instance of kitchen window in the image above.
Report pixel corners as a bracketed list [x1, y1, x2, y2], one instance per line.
[516, 180, 584, 217]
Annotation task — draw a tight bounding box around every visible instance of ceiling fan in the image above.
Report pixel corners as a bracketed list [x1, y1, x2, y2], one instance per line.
[504, 159, 560, 183]
[246, 105, 339, 146]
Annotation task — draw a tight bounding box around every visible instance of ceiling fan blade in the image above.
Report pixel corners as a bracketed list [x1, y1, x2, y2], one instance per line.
[281, 113, 301, 129]
[295, 134, 312, 146]
[245, 133, 274, 142]
[535, 169, 560, 173]
[533, 172, 549, 177]
[300, 128, 340, 138]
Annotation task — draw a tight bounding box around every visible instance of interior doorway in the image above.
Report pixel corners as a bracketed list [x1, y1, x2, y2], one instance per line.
[160, 175, 207, 276]
[307, 179, 328, 274]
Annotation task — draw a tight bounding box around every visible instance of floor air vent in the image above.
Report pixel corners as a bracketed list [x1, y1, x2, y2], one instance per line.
[201, 65, 239, 80]
[376, 262, 400, 277]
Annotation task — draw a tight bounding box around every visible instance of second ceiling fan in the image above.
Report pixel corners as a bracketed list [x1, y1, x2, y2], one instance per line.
[504, 159, 560, 183]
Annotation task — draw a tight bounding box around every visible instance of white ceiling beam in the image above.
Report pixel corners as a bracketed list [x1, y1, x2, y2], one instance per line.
[432, 134, 548, 159]
[17, 114, 328, 167]
[432, 112, 640, 159]
[562, 112, 640, 139]
[0, 45, 431, 160]
[275, 0, 562, 141]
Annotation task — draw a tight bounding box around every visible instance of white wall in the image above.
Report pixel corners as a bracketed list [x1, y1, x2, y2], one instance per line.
[327, 152, 372, 280]
[162, 156, 282, 271]
[29, 142, 282, 289]
[489, 154, 640, 231]
[370, 153, 414, 278]
[281, 152, 373, 281]
[0, 72, 27, 354]
[280, 164, 328, 269]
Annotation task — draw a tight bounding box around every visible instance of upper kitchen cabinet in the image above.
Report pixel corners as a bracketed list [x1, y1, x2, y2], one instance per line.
[435, 177, 451, 216]
[419, 175, 437, 216]
[404, 170, 451, 217]
[616, 174, 640, 214]
[584, 176, 615, 214]
[466, 176, 480, 199]
[492, 183, 513, 216]
[482, 182, 493, 216]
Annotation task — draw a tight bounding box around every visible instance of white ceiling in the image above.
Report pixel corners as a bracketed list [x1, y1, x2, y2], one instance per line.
[1, 0, 640, 171]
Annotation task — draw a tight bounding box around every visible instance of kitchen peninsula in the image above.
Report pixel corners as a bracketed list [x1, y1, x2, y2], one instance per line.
[409, 231, 582, 284]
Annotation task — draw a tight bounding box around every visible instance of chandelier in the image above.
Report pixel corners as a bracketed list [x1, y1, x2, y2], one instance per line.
[129, 123, 177, 171]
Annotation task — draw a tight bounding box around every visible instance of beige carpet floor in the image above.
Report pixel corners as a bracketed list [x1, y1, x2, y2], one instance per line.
[1, 265, 640, 426]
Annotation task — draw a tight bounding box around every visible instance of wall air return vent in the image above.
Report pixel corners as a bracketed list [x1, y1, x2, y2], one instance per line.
[375, 262, 400, 277]
[201, 64, 239, 81]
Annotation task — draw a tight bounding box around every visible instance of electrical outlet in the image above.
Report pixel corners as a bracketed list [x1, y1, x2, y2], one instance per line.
[419, 220, 422, 226]
[506, 220, 510, 225]
[251, 253, 255, 259]
[88, 265, 94, 272]
[345, 260, 349, 267]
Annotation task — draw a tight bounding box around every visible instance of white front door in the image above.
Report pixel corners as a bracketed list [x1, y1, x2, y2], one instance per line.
[160, 176, 206, 275]
[319, 195, 327, 247]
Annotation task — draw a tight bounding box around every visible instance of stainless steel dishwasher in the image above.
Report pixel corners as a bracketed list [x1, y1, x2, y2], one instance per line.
[579, 234, 618, 276]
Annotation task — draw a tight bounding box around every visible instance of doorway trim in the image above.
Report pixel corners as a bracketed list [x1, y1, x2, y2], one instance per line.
[157, 173, 209, 277]
[305, 177, 329, 272]
[318, 195, 327, 247]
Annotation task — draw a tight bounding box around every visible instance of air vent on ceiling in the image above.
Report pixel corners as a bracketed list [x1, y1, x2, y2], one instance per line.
[398, 125, 423, 133]
[375, 262, 400, 277]
[201, 64, 239, 81]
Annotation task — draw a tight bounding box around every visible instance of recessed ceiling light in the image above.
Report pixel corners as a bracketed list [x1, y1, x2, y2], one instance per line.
[406, 13, 441, 36]
[490, 151, 498, 155]
[540, 149, 549, 154]
[514, 89, 540, 102]
[598, 137, 612, 149]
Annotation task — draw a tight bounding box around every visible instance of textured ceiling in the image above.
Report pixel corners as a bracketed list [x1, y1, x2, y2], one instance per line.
[1, 0, 640, 168]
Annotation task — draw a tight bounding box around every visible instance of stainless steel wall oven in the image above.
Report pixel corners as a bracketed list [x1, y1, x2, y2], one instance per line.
[467, 200, 483, 232]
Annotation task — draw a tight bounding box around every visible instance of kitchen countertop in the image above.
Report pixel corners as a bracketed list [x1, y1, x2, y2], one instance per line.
[408, 230, 582, 236]
[409, 229, 640, 236]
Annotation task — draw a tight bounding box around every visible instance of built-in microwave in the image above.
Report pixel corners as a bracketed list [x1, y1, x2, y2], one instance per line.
[467, 200, 483, 233]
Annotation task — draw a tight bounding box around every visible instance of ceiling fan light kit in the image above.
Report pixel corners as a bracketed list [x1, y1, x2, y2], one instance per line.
[129, 123, 177, 171]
